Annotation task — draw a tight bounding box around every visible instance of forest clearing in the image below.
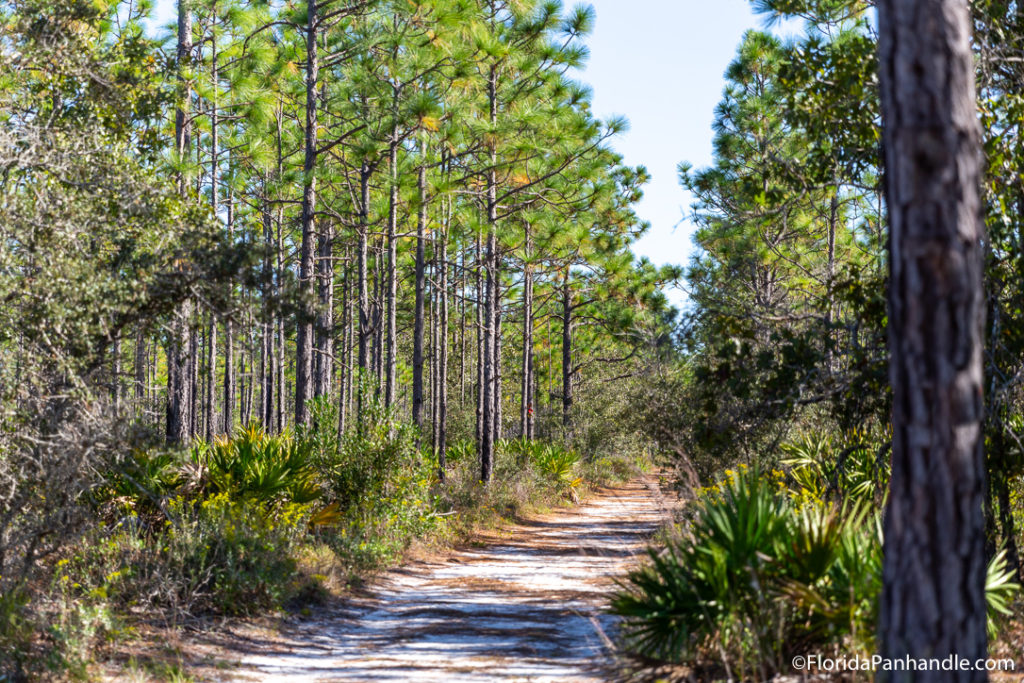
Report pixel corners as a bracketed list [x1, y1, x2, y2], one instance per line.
[4, 0, 1024, 680]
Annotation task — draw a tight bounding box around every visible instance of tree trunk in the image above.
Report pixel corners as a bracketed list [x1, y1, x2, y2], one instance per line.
[276, 203, 286, 433]
[481, 228, 497, 482]
[520, 224, 533, 438]
[475, 232, 484, 454]
[167, 0, 193, 445]
[413, 141, 427, 439]
[134, 326, 146, 415]
[205, 317, 217, 440]
[188, 328, 199, 437]
[385, 137, 399, 411]
[338, 248, 351, 437]
[223, 197, 234, 434]
[877, 0, 988, 676]
[315, 219, 334, 399]
[561, 270, 573, 435]
[294, 0, 318, 427]
[438, 211, 449, 482]
[480, 63, 498, 483]
[357, 164, 372, 430]
[493, 292, 502, 445]
[261, 186, 275, 428]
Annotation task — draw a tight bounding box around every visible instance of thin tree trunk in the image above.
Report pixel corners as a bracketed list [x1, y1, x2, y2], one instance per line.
[167, 0, 193, 445]
[261, 184, 274, 428]
[520, 224, 532, 438]
[357, 164, 372, 430]
[480, 63, 498, 482]
[315, 219, 334, 399]
[493, 291, 502, 445]
[460, 249, 466, 406]
[223, 196, 234, 434]
[877, 0, 988, 675]
[205, 316, 217, 440]
[438, 210, 450, 481]
[413, 139, 428, 439]
[294, 0, 319, 427]
[339, 248, 352, 437]
[481, 229, 496, 482]
[385, 136, 399, 410]
[276, 202, 285, 434]
[189, 328, 199, 438]
[561, 271, 573, 435]
[475, 232, 484, 454]
[134, 326, 146, 415]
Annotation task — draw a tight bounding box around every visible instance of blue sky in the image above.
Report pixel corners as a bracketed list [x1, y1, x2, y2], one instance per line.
[578, 0, 783, 308]
[148, 0, 778, 308]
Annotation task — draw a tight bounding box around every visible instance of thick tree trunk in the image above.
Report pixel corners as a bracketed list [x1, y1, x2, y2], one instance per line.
[294, 0, 319, 427]
[877, 0, 988, 677]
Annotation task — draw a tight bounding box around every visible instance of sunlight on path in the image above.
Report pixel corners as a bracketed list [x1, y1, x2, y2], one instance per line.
[228, 476, 669, 682]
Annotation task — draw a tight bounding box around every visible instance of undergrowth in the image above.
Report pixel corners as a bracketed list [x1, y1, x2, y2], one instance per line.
[3, 397, 652, 679]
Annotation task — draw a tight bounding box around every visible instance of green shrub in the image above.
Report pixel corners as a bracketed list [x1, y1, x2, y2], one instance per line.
[155, 494, 312, 614]
[193, 425, 321, 505]
[781, 431, 890, 506]
[319, 402, 437, 572]
[612, 466, 1018, 677]
[496, 438, 582, 499]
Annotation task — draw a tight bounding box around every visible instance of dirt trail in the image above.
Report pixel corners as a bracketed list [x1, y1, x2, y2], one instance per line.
[227, 475, 670, 682]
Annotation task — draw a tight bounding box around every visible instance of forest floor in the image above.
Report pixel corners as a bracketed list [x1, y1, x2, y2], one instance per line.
[146, 474, 674, 682]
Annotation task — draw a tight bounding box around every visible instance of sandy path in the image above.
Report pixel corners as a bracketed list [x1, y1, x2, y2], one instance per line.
[227, 476, 669, 682]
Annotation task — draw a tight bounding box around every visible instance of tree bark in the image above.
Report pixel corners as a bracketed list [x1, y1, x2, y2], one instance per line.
[205, 316, 217, 440]
[166, 0, 193, 445]
[438, 208, 449, 481]
[315, 219, 334, 399]
[561, 270, 573, 435]
[475, 232, 484, 455]
[480, 63, 498, 483]
[385, 135, 399, 411]
[223, 196, 234, 433]
[877, 0, 988, 677]
[413, 140, 427, 439]
[520, 224, 533, 438]
[356, 164, 372, 430]
[295, 0, 319, 426]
